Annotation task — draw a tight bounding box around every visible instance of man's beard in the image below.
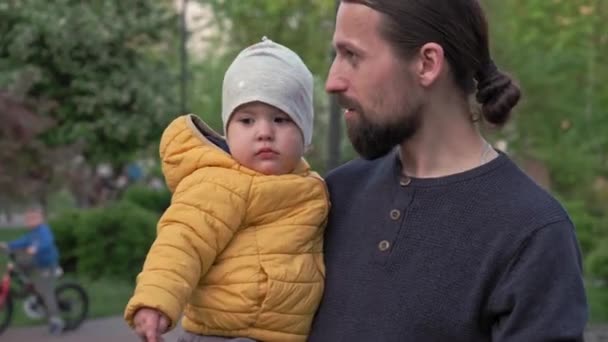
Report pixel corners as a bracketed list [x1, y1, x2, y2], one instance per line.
[339, 95, 421, 160]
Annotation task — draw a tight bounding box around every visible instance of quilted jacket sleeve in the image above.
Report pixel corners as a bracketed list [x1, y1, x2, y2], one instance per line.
[124, 173, 249, 329]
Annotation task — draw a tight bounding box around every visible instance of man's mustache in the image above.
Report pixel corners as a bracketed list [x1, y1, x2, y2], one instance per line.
[336, 94, 362, 113]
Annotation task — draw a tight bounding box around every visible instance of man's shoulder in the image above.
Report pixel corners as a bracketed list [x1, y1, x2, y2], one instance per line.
[489, 160, 571, 228]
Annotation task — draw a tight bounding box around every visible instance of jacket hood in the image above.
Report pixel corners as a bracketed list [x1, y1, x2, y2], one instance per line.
[159, 114, 310, 192]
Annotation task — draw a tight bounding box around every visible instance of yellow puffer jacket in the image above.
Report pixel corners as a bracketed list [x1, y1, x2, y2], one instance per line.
[124, 115, 329, 342]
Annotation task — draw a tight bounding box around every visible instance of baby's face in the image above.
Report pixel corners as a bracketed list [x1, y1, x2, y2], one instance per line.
[226, 102, 304, 175]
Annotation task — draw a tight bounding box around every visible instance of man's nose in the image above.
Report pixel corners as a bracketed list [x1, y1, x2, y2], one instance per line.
[325, 59, 348, 94]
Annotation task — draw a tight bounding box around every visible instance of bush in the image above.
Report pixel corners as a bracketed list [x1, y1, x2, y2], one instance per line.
[75, 201, 158, 281]
[587, 238, 608, 284]
[49, 209, 85, 273]
[51, 201, 158, 281]
[562, 199, 604, 256]
[122, 185, 171, 214]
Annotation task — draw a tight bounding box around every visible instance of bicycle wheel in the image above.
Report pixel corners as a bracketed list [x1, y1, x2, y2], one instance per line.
[55, 282, 89, 331]
[0, 294, 13, 335]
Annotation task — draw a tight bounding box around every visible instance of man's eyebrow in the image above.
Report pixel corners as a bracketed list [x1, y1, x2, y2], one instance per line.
[333, 41, 347, 50]
[334, 40, 363, 54]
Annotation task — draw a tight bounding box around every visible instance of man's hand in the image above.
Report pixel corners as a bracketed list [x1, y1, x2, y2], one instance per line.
[133, 307, 170, 342]
[0, 242, 8, 251]
[26, 245, 37, 255]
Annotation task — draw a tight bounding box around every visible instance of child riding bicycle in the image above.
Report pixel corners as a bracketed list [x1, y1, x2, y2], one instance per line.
[0, 206, 65, 335]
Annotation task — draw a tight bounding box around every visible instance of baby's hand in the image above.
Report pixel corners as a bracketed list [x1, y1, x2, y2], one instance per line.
[133, 307, 170, 342]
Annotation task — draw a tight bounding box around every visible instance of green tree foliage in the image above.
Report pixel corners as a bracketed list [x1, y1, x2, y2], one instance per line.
[188, 0, 337, 172]
[487, 0, 607, 193]
[205, 0, 335, 74]
[0, 0, 179, 164]
[0, 87, 63, 202]
[485, 0, 608, 279]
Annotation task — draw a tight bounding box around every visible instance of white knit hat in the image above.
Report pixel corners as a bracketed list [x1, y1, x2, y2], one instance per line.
[222, 37, 314, 146]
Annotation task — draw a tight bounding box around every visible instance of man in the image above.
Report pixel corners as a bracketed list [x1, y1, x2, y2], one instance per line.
[309, 1, 587, 341]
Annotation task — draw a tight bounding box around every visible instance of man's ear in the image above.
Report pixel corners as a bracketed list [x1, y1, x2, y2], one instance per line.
[414, 42, 445, 88]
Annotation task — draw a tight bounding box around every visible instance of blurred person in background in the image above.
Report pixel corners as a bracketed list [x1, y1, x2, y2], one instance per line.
[0, 206, 64, 335]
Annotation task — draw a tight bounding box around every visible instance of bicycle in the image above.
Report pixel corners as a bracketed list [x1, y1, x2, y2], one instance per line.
[0, 247, 89, 335]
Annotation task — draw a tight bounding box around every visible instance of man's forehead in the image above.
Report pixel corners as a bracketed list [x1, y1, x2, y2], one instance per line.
[333, 2, 382, 50]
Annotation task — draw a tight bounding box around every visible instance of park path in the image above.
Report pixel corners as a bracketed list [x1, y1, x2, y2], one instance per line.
[0, 316, 182, 342]
[2, 317, 608, 341]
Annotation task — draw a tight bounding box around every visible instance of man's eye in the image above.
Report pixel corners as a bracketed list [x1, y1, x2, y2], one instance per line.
[346, 50, 358, 62]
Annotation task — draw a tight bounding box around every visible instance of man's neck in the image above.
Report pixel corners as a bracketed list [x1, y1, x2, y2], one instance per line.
[398, 100, 498, 179]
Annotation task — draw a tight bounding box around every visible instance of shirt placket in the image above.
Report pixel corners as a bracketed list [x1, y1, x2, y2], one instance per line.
[373, 176, 415, 265]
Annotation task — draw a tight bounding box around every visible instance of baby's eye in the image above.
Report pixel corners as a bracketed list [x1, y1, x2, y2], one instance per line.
[274, 116, 292, 124]
[238, 117, 254, 125]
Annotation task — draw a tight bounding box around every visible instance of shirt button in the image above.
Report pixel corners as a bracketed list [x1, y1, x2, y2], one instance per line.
[390, 209, 401, 220]
[400, 177, 411, 186]
[378, 240, 390, 251]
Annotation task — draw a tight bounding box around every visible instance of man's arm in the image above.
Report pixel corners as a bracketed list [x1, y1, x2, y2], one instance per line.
[489, 220, 588, 341]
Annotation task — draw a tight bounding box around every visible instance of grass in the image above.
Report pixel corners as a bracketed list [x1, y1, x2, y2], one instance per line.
[0, 262, 133, 327]
[81, 277, 134, 319]
[4, 276, 134, 327]
[1, 228, 134, 327]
